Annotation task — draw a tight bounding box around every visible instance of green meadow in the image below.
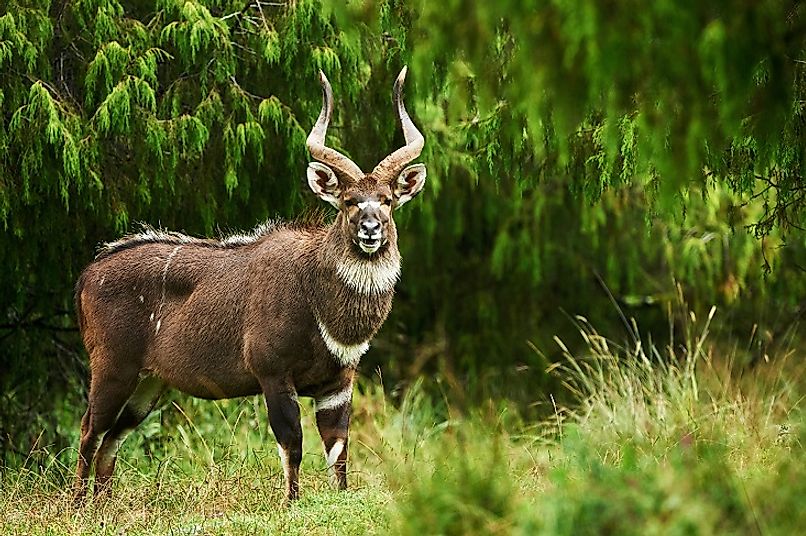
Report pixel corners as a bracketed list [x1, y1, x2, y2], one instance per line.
[3, 310, 802, 535]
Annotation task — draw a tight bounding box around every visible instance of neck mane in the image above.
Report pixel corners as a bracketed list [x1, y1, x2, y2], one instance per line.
[316, 220, 401, 296]
[305, 221, 400, 352]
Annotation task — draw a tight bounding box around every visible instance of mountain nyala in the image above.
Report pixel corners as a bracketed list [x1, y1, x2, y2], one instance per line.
[72, 67, 426, 504]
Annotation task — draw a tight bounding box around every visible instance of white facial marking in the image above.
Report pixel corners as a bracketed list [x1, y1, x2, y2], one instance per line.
[316, 385, 353, 412]
[317, 320, 369, 368]
[155, 319, 162, 334]
[357, 200, 382, 210]
[149, 312, 154, 321]
[336, 252, 401, 294]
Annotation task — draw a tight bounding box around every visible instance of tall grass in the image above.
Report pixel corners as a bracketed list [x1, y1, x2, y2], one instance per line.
[385, 305, 803, 535]
[1, 307, 802, 535]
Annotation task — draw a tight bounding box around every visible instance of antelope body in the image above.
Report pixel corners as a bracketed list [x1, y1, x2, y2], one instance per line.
[72, 68, 426, 504]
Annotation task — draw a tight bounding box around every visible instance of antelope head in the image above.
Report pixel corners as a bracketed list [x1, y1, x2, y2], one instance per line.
[306, 67, 427, 255]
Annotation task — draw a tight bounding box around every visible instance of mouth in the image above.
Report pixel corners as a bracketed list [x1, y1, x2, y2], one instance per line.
[356, 233, 383, 254]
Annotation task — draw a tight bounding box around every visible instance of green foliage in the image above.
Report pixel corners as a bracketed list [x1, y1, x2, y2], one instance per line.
[399, 0, 806, 233]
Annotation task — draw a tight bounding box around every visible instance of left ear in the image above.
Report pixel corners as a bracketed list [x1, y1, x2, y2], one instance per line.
[393, 164, 427, 207]
[307, 162, 341, 209]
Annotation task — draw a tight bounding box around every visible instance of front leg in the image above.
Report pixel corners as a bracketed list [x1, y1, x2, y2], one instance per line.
[262, 378, 302, 503]
[315, 382, 352, 489]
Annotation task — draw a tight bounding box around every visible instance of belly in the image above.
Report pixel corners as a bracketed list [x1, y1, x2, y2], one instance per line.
[146, 320, 259, 399]
[156, 363, 260, 399]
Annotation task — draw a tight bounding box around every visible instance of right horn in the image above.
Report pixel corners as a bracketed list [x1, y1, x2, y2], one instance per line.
[306, 71, 364, 183]
[371, 66, 425, 181]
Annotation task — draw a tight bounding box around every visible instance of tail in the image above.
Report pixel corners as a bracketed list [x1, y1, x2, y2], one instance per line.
[74, 271, 88, 336]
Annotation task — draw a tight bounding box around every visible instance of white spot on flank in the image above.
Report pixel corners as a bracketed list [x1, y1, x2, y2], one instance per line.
[155, 245, 182, 335]
[139, 295, 144, 303]
[149, 312, 154, 321]
[336, 252, 401, 295]
[315, 385, 353, 412]
[99, 276, 105, 287]
[357, 200, 382, 210]
[317, 320, 369, 368]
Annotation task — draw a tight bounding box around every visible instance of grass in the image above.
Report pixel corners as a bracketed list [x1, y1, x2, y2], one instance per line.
[1, 308, 803, 535]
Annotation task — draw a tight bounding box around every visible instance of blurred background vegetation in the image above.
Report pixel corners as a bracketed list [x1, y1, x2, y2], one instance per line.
[1, 0, 805, 470]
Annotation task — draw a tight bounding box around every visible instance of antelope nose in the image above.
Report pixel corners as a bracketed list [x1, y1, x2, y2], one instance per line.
[361, 220, 381, 236]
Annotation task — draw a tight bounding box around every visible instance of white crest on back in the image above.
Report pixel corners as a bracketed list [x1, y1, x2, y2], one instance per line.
[219, 220, 281, 246]
[101, 226, 196, 254]
[97, 220, 281, 258]
[336, 252, 401, 295]
[317, 320, 369, 368]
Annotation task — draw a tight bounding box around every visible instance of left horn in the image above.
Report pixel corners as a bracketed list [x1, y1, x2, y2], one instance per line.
[371, 66, 424, 181]
[307, 71, 365, 183]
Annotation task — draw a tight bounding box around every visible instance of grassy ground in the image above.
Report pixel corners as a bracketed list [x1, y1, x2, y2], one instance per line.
[1, 311, 803, 535]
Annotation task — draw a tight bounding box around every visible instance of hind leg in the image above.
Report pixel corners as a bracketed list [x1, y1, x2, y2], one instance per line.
[93, 375, 164, 497]
[73, 407, 97, 505]
[72, 363, 139, 506]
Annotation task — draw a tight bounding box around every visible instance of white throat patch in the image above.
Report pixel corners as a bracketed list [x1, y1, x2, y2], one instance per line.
[317, 320, 369, 368]
[336, 253, 401, 295]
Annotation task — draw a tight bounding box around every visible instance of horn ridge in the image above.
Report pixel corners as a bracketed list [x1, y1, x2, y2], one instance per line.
[306, 71, 364, 183]
[371, 66, 425, 181]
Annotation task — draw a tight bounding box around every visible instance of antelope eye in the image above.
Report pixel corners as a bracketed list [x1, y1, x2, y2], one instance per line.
[344, 199, 358, 207]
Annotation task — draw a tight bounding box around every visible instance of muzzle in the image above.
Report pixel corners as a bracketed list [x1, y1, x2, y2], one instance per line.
[357, 218, 384, 254]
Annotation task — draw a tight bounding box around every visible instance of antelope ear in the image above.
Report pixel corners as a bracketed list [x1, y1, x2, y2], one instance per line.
[393, 164, 427, 207]
[307, 162, 341, 209]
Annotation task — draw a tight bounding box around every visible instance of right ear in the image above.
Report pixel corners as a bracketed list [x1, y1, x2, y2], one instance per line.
[307, 162, 341, 209]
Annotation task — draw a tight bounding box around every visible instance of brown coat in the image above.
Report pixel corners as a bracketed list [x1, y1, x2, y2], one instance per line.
[72, 66, 427, 506]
